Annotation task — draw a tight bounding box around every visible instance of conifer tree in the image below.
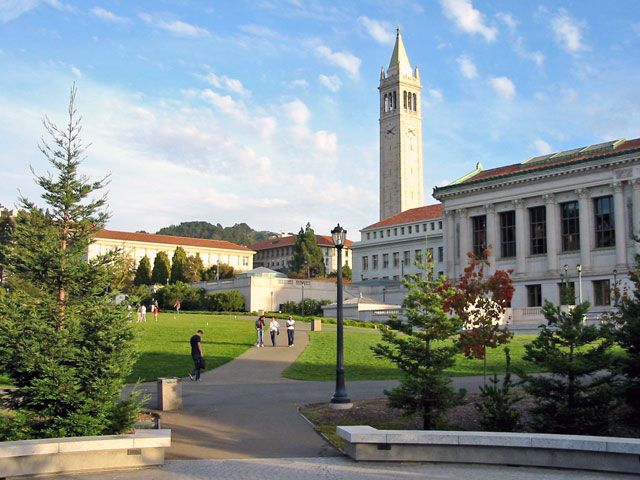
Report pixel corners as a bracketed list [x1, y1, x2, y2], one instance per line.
[170, 246, 188, 283]
[0, 206, 15, 284]
[290, 223, 325, 277]
[520, 301, 619, 434]
[0, 86, 141, 440]
[372, 262, 463, 430]
[151, 251, 170, 285]
[133, 255, 152, 286]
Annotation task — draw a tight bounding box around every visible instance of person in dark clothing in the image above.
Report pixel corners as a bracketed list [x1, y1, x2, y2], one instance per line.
[188, 329, 204, 381]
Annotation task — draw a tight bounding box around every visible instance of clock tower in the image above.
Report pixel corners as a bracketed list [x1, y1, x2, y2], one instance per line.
[379, 29, 424, 220]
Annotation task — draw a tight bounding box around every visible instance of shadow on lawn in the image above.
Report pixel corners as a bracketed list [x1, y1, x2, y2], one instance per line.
[167, 340, 253, 347]
[128, 351, 240, 383]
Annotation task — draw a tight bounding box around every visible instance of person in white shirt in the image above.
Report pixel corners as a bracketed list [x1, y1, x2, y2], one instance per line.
[286, 316, 295, 347]
[268, 317, 280, 347]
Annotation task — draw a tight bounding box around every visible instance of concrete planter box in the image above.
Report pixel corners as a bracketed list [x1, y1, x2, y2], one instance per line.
[337, 426, 640, 475]
[0, 429, 171, 478]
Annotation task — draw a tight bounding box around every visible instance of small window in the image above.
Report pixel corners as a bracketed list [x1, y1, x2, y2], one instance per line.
[382, 253, 389, 268]
[431, 222, 435, 230]
[407, 91, 412, 110]
[527, 285, 542, 307]
[423, 224, 427, 232]
[438, 246, 444, 262]
[413, 93, 417, 111]
[380, 230, 384, 238]
[372, 255, 379, 269]
[403, 250, 410, 265]
[594, 196, 615, 248]
[500, 211, 516, 258]
[366, 232, 370, 240]
[593, 280, 611, 306]
[373, 231, 377, 239]
[561, 201, 580, 251]
[387, 229, 391, 237]
[472, 215, 487, 257]
[438, 221, 442, 229]
[401, 227, 405, 235]
[394, 228, 398, 236]
[408, 226, 412, 234]
[415, 249, 423, 262]
[529, 206, 547, 255]
[393, 252, 400, 267]
[362, 256, 368, 271]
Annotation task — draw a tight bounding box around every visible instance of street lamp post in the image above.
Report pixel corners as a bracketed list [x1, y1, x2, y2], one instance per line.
[563, 264, 569, 305]
[576, 264, 583, 304]
[382, 286, 386, 303]
[330, 224, 352, 409]
[613, 269, 618, 307]
[301, 283, 305, 317]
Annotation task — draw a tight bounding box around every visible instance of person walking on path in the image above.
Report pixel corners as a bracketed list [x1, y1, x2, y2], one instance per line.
[174, 299, 181, 314]
[188, 329, 204, 381]
[268, 317, 280, 347]
[286, 315, 295, 347]
[255, 315, 265, 347]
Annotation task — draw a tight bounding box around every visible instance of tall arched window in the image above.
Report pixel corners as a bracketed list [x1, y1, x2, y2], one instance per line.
[413, 93, 417, 111]
[384, 94, 388, 112]
[392, 91, 397, 110]
[403, 91, 407, 109]
[407, 91, 412, 110]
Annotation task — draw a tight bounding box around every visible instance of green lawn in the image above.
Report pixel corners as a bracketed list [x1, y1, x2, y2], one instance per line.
[128, 312, 255, 382]
[282, 330, 540, 381]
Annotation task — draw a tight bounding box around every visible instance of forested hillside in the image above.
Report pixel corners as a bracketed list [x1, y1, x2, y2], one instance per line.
[156, 221, 277, 247]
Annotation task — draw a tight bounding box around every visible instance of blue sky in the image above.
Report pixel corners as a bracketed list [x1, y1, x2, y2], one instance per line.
[1, 0, 639, 239]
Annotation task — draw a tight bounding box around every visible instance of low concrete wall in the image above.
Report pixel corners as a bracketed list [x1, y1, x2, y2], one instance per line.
[337, 426, 640, 475]
[0, 429, 171, 478]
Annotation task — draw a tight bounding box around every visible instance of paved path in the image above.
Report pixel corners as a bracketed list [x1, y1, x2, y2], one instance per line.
[52, 457, 640, 480]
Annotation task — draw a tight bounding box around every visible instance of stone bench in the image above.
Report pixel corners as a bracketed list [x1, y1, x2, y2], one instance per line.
[337, 426, 640, 475]
[0, 429, 171, 478]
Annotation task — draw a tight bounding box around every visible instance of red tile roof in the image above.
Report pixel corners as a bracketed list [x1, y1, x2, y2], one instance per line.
[363, 204, 444, 230]
[251, 234, 353, 251]
[443, 138, 640, 188]
[93, 229, 253, 252]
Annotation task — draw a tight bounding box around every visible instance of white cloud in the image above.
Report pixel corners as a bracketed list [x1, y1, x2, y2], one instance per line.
[496, 12, 516, 33]
[91, 6, 130, 25]
[497, 12, 544, 67]
[489, 76, 516, 100]
[239, 24, 278, 38]
[440, 0, 497, 41]
[358, 16, 394, 45]
[0, 0, 73, 23]
[314, 130, 337, 154]
[285, 79, 309, 89]
[457, 55, 478, 79]
[70, 65, 82, 79]
[315, 45, 361, 79]
[428, 89, 443, 101]
[139, 12, 210, 38]
[533, 139, 552, 155]
[551, 9, 586, 53]
[318, 74, 342, 92]
[283, 99, 310, 124]
[202, 72, 250, 96]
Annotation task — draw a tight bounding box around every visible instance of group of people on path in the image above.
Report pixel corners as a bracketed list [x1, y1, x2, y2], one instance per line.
[255, 315, 295, 347]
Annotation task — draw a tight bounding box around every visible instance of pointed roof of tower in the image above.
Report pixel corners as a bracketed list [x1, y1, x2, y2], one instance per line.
[388, 28, 412, 76]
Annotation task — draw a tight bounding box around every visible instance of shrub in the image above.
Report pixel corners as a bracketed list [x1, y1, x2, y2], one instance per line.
[156, 282, 205, 310]
[204, 290, 245, 312]
[281, 298, 330, 316]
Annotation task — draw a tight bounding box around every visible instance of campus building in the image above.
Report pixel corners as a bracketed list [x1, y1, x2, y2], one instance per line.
[350, 29, 639, 323]
[251, 234, 353, 274]
[88, 229, 255, 273]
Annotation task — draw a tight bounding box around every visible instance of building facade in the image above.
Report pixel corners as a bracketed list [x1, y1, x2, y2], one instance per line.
[251, 235, 352, 274]
[88, 230, 255, 272]
[379, 29, 424, 220]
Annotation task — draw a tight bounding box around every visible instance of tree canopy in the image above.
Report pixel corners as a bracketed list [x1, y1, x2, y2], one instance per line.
[289, 223, 326, 277]
[156, 221, 276, 247]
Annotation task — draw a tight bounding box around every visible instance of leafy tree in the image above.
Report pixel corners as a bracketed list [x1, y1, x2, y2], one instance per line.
[201, 263, 235, 281]
[151, 251, 171, 285]
[156, 221, 276, 246]
[290, 223, 325, 277]
[342, 264, 352, 281]
[133, 255, 152, 286]
[475, 347, 522, 432]
[184, 254, 204, 283]
[204, 290, 245, 311]
[110, 251, 136, 293]
[0, 86, 140, 440]
[616, 256, 640, 420]
[156, 282, 204, 310]
[0, 206, 15, 283]
[448, 251, 514, 384]
[170, 246, 188, 283]
[520, 301, 619, 435]
[372, 263, 463, 430]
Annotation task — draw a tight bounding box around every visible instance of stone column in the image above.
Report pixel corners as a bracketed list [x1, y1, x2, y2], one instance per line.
[514, 199, 526, 274]
[545, 194, 558, 273]
[577, 188, 592, 271]
[613, 182, 627, 267]
[633, 180, 640, 255]
[485, 204, 496, 273]
[458, 208, 470, 268]
[445, 210, 456, 279]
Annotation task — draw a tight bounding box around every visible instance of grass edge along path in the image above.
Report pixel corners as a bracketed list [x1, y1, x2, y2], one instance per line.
[283, 330, 540, 381]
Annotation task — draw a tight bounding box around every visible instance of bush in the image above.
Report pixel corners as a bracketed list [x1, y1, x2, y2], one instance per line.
[204, 290, 245, 312]
[156, 282, 205, 310]
[281, 298, 330, 316]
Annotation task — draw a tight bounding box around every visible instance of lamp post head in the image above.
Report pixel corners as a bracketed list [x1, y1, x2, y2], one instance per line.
[331, 224, 347, 248]
[576, 264, 582, 273]
[564, 264, 568, 273]
[613, 268, 617, 275]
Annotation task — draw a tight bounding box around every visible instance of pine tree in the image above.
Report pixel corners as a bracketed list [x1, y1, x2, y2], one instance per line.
[133, 255, 152, 286]
[0, 86, 141, 440]
[520, 301, 619, 434]
[151, 251, 171, 285]
[617, 258, 640, 420]
[372, 262, 463, 430]
[0, 206, 15, 283]
[170, 246, 188, 283]
[289, 223, 325, 277]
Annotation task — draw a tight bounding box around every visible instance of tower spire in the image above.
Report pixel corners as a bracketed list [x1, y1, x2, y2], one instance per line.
[387, 28, 412, 76]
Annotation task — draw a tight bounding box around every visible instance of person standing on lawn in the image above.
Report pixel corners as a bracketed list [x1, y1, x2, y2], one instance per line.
[286, 315, 295, 347]
[255, 315, 265, 347]
[174, 299, 181, 314]
[189, 329, 204, 381]
[269, 316, 280, 347]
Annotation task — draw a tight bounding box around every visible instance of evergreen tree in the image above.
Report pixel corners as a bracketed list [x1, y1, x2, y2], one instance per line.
[520, 301, 619, 435]
[289, 223, 325, 277]
[0, 86, 141, 440]
[184, 254, 204, 283]
[133, 255, 152, 286]
[151, 251, 171, 285]
[616, 258, 640, 419]
[0, 206, 15, 283]
[170, 246, 188, 283]
[372, 263, 463, 430]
